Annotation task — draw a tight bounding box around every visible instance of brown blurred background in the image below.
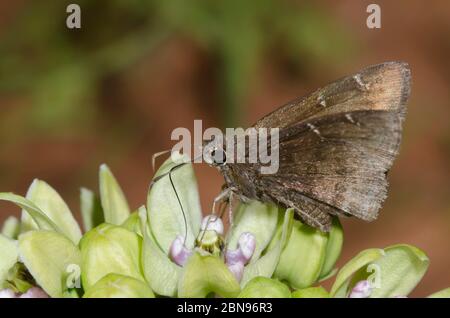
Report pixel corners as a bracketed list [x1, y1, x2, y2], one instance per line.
[0, 0, 449, 296]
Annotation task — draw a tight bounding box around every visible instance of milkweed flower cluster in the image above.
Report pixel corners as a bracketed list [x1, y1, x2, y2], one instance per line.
[0, 153, 449, 298]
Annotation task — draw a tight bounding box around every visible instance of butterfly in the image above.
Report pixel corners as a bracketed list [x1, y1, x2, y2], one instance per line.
[202, 61, 411, 232]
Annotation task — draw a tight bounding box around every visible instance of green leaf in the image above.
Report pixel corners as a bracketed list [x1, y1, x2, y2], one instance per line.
[80, 187, 104, 232]
[99, 164, 131, 225]
[428, 288, 450, 298]
[0, 234, 18, 285]
[292, 286, 330, 298]
[320, 217, 343, 279]
[80, 223, 144, 290]
[147, 152, 202, 253]
[368, 244, 429, 298]
[83, 273, 154, 298]
[330, 248, 385, 297]
[20, 179, 82, 244]
[178, 252, 240, 298]
[273, 220, 329, 289]
[227, 201, 279, 262]
[18, 230, 81, 298]
[1, 216, 20, 239]
[238, 277, 291, 298]
[0, 192, 60, 233]
[240, 209, 294, 287]
[138, 206, 181, 297]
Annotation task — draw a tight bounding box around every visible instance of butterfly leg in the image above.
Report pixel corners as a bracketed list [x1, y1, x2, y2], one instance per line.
[211, 187, 235, 216]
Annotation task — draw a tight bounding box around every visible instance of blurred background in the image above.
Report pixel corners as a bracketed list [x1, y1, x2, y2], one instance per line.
[0, 0, 449, 296]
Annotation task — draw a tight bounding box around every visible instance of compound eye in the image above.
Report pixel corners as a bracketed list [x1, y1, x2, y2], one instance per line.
[211, 148, 226, 165]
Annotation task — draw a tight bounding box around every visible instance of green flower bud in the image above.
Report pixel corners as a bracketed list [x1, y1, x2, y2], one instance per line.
[139, 207, 181, 297]
[99, 164, 131, 225]
[121, 212, 142, 236]
[240, 209, 294, 287]
[1, 216, 20, 240]
[0, 234, 18, 286]
[80, 223, 144, 290]
[18, 230, 81, 298]
[238, 277, 291, 298]
[273, 219, 328, 289]
[319, 217, 343, 279]
[292, 286, 330, 298]
[330, 244, 429, 298]
[330, 248, 384, 297]
[147, 152, 202, 254]
[80, 188, 103, 232]
[83, 274, 154, 298]
[178, 252, 240, 298]
[21, 179, 82, 244]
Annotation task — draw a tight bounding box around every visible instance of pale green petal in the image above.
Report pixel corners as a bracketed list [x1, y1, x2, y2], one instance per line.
[240, 209, 294, 287]
[80, 187, 104, 232]
[80, 223, 144, 290]
[20, 180, 82, 244]
[178, 252, 240, 298]
[330, 248, 385, 297]
[239, 277, 291, 298]
[292, 286, 330, 298]
[138, 206, 181, 297]
[320, 217, 343, 279]
[0, 193, 59, 233]
[227, 201, 279, 262]
[122, 212, 142, 236]
[1, 216, 20, 239]
[368, 244, 429, 298]
[99, 164, 130, 225]
[428, 287, 450, 298]
[0, 234, 18, 285]
[147, 152, 202, 253]
[273, 220, 329, 289]
[18, 230, 81, 298]
[83, 273, 154, 298]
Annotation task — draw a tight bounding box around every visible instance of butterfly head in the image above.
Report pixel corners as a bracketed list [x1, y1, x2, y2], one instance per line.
[203, 140, 227, 167]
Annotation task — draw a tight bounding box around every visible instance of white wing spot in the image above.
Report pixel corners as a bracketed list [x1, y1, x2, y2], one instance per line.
[345, 113, 360, 126]
[353, 74, 369, 91]
[317, 95, 327, 107]
[345, 114, 355, 123]
[307, 123, 323, 138]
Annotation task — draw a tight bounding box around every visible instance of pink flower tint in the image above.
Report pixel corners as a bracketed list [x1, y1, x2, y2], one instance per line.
[20, 287, 49, 298]
[0, 287, 49, 298]
[349, 280, 373, 298]
[169, 235, 193, 266]
[225, 232, 256, 282]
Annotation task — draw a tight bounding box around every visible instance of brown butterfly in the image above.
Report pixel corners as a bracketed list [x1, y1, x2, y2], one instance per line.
[202, 61, 411, 232]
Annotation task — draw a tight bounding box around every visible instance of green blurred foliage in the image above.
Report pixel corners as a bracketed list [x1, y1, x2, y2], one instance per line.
[0, 0, 354, 132]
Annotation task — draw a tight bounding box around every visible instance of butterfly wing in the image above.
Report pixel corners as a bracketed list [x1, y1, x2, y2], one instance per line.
[224, 62, 411, 231]
[257, 109, 403, 231]
[253, 61, 410, 129]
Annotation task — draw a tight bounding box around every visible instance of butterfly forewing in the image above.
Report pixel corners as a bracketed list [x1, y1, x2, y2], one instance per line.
[222, 62, 411, 231]
[253, 61, 410, 129]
